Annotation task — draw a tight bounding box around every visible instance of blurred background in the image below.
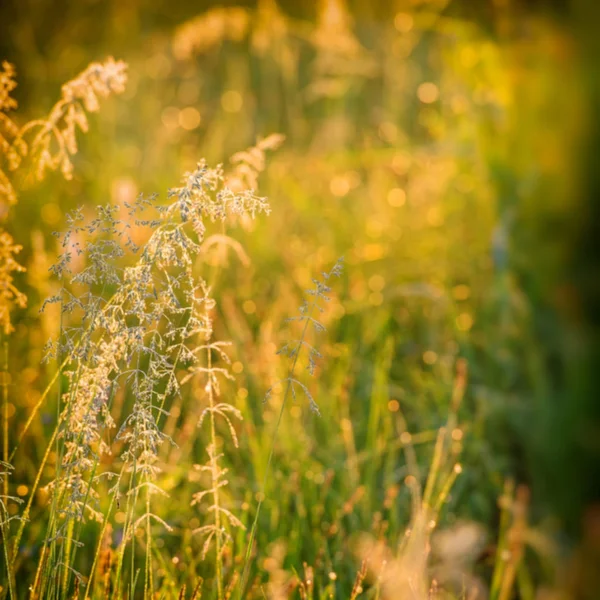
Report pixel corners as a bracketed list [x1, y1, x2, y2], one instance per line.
[1, 0, 599, 596]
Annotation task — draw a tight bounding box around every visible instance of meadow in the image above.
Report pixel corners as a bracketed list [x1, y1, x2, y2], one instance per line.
[0, 1, 597, 598]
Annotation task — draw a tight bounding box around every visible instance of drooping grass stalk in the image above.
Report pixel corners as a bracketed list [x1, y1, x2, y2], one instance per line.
[239, 257, 343, 599]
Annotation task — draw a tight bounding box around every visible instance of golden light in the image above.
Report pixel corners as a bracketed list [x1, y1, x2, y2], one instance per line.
[452, 284, 471, 300]
[242, 299, 256, 314]
[423, 350, 438, 364]
[161, 105, 180, 130]
[456, 313, 474, 331]
[368, 274, 385, 292]
[368, 291, 383, 306]
[391, 153, 411, 175]
[417, 82, 440, 104]
[111, 177, 137, 205]
[394, 12, 414, 34]
[221, 90, 243, 112]
[387, 187, 406, 207]
[179, 106, 201, 130]
[41, 203, 61, 225]
[330, 174, 351, 197]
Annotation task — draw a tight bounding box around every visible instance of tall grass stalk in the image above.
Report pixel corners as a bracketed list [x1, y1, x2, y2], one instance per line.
[239, 257, 343, 599]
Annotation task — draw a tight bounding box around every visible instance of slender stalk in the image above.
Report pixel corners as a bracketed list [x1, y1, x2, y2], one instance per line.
[144, 491, 153, 599]
[112, 462, 137, 600]
[128, 417, 140, 599]
[238, 298, 317, 599]
[1, 516, 15, 600]
[206, 346, 224, 600]
[0, 335, 16, 600]
[83, 471, 122, 599]
[2, 338, 8, 503]
[12, 426, 58, 568]
[422, 426, 447, 510]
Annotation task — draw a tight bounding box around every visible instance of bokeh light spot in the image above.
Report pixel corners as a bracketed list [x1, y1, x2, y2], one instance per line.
[41, 203, 61, 226]
[394, 12, 414, 33]
[456, 313, 474, 331]
[368, 274, 385, 292]
[387, 187, 406, 207]
[330, 175, 351, 197]
[391, 153, 411, 175]
[452, 284, 471, 301]
[417, 82, 440, 104]
[161, 106, 180, 130]
[179, 106, 201, 130]
[221, 90, 243, 112]
[423, 350, 438, 365]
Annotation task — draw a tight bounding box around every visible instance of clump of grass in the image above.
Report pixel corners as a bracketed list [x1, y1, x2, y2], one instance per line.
[358, 359, 466, 600]
[0, 57, 127, 600]
[14, 140, 273, 599]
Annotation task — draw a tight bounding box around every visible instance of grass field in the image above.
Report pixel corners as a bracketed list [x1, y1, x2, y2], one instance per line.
[0, 1, 598, 598]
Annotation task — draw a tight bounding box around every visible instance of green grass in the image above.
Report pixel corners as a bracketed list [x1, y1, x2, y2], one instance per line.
[0, 1, 592, 598]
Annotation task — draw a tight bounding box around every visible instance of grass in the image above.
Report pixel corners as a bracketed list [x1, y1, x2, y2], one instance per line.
[0, 0, 593, 598]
